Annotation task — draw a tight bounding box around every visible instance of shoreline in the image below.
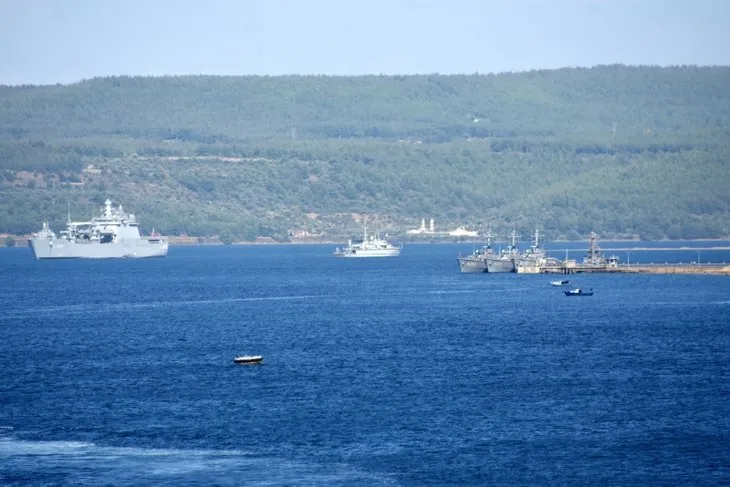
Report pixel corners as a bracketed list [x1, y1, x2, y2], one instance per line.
[3, 234, 730, 247]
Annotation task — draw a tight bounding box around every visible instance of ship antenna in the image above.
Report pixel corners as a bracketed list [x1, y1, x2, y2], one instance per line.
[67, 200, 71, 223]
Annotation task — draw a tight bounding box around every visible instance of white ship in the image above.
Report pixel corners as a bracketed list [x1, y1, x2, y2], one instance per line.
[29, 199, 168, 259]
[333, 226, 401, 258]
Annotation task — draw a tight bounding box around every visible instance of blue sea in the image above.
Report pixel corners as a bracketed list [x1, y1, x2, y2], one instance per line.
[2, 242, 730, 486]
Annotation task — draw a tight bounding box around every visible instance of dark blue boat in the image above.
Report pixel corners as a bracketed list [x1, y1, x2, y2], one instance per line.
[564, 288, 593, 296]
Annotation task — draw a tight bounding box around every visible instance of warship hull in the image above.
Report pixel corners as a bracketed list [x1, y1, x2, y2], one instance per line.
[485, 258, 516, 273]
[29, 238, 168, 259]
[334, 248, 400, 258]
[457, 257, 488, 273]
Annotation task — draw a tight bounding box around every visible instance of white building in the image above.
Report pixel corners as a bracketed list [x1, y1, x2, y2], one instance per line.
[407, 217, 436, 234]
[448, 226, 479, 237]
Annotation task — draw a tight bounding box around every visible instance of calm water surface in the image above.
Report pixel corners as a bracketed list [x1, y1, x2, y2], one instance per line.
[1, 243, 730, 485]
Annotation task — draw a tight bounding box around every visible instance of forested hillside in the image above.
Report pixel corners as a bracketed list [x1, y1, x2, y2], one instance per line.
[1, 65, 729, 242]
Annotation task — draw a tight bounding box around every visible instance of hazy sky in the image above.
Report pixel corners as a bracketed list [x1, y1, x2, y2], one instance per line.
[1, 0, 729, 85]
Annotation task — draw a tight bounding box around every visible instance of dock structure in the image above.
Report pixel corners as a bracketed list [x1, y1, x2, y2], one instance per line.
[539, 263, 730, 275]
[517, 232, 730, 275]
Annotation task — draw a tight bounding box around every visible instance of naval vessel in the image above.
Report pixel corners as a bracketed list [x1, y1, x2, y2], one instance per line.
[485, 229, 520, 273]
[333, 226, 401, 257]
[457, 230, 495, 273]
[581, 232, 619, 268]
[29, 199, 168, 259]
[514, 228, 560, 271]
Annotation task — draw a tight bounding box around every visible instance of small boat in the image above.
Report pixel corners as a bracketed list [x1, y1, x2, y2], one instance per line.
[551, 280, 570, 286]
[233, 355, 263, 365]
[564, 288, 593, 296]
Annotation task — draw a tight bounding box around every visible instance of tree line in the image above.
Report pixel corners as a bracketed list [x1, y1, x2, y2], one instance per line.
[1, 65, 729, 241]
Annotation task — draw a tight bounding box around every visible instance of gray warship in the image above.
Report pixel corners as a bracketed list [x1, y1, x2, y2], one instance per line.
[581, 232, 619, 268]
[333, 225, 401, 258]
[457, 230, 495, 273]
[485, 229, 520, 273]
[514, 228, 561, 271]
[29, 199, 168, 259]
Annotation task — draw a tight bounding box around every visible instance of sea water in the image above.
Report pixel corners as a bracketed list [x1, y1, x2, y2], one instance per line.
[1, 243, 729, 486]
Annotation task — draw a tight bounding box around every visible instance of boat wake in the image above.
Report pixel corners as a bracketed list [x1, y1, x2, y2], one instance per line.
[427, 289, 478, 295]
[0, 436, 397, 486]
[2, 294, 338, 319]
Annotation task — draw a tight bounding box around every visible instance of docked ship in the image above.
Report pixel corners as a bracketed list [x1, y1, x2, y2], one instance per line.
[333, 226, 401, 258]
[457, 230, 495, 273]
[581, 232, 619, 268]
[514, 228, 561, 272]
[29, 199, 168, 259]
[485, 229, 520, 273]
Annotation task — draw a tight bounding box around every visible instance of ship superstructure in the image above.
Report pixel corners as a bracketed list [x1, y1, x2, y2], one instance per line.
[334, 226, 401, 258]
[485, 229, 520, 273]
[514, 228, 560, 272]
[581, 232, 619, 268]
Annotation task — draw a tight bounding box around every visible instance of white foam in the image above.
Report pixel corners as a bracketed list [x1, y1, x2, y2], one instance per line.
[0, 438, 96, 455]
[428, 289, 477, 295]
[3, 294, 337, 318]
[0, 437, 399, 485]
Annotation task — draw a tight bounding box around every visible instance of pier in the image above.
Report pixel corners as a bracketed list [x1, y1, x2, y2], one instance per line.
[575, 246, 730, 252]
[519, 233, 730, 275]
[537, 263, 730, 275]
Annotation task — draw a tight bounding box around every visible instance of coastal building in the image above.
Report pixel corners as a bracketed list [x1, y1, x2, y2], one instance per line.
[448, 226, 479, 237]
[407, 217, 436, 234]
